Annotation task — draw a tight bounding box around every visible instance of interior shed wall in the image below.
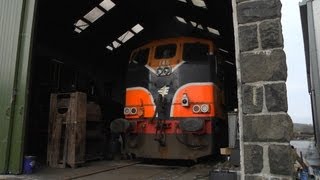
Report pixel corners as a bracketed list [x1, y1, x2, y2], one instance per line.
[233, 0, 294, 179]
[24, 47, 125, 163]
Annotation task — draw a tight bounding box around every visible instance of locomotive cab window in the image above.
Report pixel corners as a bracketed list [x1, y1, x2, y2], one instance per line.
[154, 44, 177, 59]
[183, 43, 209, 62]
[130, 48, 149, 65]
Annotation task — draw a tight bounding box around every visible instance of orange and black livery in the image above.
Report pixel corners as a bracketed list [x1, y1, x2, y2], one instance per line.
[113, 36, 228, 160]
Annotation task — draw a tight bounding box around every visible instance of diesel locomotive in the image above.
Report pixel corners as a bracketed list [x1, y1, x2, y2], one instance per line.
[112, 36, 228, 160]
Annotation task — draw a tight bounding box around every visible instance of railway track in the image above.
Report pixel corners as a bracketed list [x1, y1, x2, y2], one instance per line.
[63, 157, 227, 180]
[63, 161, 143, 180]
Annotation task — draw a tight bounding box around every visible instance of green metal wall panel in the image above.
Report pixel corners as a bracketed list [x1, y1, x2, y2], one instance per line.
[8, 0, 37, 174]
[0, 0, 24, 174]
[0, 0, 36, 174]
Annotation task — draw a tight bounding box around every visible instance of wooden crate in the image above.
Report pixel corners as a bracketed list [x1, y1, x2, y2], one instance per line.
[47, 92, 87, 168]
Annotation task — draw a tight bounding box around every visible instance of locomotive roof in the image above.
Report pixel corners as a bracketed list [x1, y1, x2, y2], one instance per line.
[132, 36, 216, 52]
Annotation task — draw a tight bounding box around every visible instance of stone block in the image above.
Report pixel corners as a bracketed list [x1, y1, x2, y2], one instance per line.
[239, 24, 258, 52]
[242, 84, 263, 114]
[244, 144, 263, 174]
[243, 114, 293, 142]
[269, 145, 294, 175]
[260, 19, 283, 49]
[265, 83, 288, 112]
[240, 49, 287, 83]
[237, 0, 282, 24]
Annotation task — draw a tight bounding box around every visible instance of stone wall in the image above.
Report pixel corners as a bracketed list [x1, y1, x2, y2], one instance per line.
[232, 0, 294, 179]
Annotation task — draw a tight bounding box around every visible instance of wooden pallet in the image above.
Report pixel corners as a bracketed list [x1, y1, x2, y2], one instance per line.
[47, 92, 87, 168]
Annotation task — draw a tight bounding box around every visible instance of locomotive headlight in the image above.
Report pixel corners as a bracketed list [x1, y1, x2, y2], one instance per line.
[163, 67, 171, 75]
[181, 93, 189, 107]
[156, 67, 163, 76]
[130, 107, 138, 115]
[192, 104, 201, 113]
[124, 107, 131, 115]
[124, 107, 138, 115]
[200, 104, 210, 113]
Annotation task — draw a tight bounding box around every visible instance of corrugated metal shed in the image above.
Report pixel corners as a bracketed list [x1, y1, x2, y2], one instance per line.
[0, 0, 36, 174]
[0, 0, 236, 174]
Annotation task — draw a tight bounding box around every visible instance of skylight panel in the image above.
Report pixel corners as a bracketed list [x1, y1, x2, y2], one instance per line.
[190, 21, 197, 27]
[118, 31, 135, 43]
[174, 16, 220, 36]
[99, 0, 115, 11]
[190, 21, 205, 30]
[191, 0, 207, 9]
[106, 23, 144, 51]
[177, 0, 207, 9]
[74, 19, 89, 30]
[112, 41, 121, 48]
[106, 46, 113, 51]
[131, 24, 144, 33]
[197, 24, 204, 30]
[175, 16, 187, 24]
[207, 27, 220, 35]
[84, 7, 105, 23]
[74, 28, 82, 33]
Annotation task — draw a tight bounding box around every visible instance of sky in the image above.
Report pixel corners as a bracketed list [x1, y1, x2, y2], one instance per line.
[281, 0, 313, 124]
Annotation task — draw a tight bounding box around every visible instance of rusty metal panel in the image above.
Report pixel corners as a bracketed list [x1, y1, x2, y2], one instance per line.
[0, 0, 37, 174]
[0, 0, 25, 174]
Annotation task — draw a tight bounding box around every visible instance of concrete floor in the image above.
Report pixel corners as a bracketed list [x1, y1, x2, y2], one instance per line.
[0, 158, 240, 180]
[3, 140, 317, 180]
